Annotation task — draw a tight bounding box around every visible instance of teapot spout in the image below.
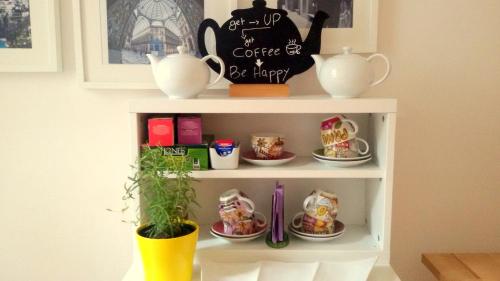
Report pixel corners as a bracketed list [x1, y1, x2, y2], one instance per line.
[311, 55, 324, 77]
[146, 54, 160, 70]
[303, 11, 329, 54]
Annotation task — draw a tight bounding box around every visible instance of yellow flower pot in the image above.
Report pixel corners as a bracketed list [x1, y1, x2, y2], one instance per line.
[137, 221, 199, 281]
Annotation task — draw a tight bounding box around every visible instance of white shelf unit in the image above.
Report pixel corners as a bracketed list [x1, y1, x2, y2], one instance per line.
[124, 95, 399, 281]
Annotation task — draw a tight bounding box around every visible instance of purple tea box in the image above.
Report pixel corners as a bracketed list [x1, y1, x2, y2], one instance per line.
[177, 116, 202, 145]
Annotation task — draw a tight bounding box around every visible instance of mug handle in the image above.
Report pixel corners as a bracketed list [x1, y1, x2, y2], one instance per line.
[253, 211, 267, 228]
[237, 196, 255, 213]
[303, 194, 317, 211]
[202, 54, 225, 88]
[342, 119, 359, 135]
[292, 212, 305, 228]
[355, 137, 370, 155]
[367, 53, 391, 87]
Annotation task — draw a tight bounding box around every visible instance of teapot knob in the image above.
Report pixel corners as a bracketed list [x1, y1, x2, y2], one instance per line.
[342, 46, 353, 55]
[177, 45, 187, 54]
[252, 0, 266, 8]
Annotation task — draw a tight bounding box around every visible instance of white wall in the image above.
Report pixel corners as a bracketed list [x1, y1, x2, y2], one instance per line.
[0, 0, 499, 280]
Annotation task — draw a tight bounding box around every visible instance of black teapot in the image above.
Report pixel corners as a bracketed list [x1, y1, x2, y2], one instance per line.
[198, 0, 329, 84]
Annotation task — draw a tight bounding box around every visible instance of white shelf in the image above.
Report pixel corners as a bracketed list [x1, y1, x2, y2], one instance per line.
[130, 94, 397, 114]
[126, 95, 400, 281]
[178, 157, 383, 179]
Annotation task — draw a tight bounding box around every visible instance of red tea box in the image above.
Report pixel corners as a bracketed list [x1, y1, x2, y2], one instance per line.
[148, 118, 174, 146]
[177, 116, 202, 145]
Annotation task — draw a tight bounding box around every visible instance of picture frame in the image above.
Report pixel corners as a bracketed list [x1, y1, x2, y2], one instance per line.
[0, 0, 62, 72]
[260, 0, 379, 54]
[73, 0, 237, 89]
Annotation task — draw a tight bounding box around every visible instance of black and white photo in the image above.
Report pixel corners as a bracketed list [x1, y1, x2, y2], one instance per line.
[277, 0, 353, 28]
[106, 0, 204, 64]
[0, 0, 32, 48]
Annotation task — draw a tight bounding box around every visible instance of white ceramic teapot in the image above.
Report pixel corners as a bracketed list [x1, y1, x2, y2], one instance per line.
[147, 46, 225, 99]
[311, 47, 391, 98]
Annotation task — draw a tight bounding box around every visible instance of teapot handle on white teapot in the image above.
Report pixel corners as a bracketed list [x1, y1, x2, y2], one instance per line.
[202, 55, 225, 88]
[367, 54, 391, 87]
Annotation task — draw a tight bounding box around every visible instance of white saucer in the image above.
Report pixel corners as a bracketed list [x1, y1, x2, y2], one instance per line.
[209, 229, 266, 242]
[210, 220, 267, 243]
[313, 156, 373, 167]
[288, 221, 346, 242]
[242, 151, 296, 167]
[312, 148, 372, 161]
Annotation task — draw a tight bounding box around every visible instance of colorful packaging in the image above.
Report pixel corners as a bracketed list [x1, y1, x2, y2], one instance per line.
[186, 147, 209, 170]
[177, 116, 202, 145]
[148, 118, 174, 147]
[215, 139, 235, 156]
[162, 145, 208, 171]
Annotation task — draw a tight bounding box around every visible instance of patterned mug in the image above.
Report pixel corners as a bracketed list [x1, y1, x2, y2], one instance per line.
[218, 189, 266, 235]
[292, 190, 338, 234]
[321, 115, 359, 147]
[324, 137, 370, 158]
[251, 133, 285, 159]
[292, 211, 334, 234]
[219, 207, 266, 235]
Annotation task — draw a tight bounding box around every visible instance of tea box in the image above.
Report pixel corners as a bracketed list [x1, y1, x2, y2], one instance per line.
[148, 117, 174, 147]
[177, 116, 202, 145]
[163, 145, 209, 171]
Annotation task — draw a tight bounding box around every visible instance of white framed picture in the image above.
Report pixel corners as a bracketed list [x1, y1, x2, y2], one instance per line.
[74, 0, 237, 89]
[0, 0, 61, 72]
[258, 0, 379, 54]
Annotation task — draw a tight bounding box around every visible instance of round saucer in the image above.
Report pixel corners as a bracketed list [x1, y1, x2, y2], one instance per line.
[210, 229, 266, 242]
[242, 151, 296, 167]
[210, 220, 267, 242]
[312, 148, 372, 161]
[288, 220, 345, 242]
[313, 156, 373, 167]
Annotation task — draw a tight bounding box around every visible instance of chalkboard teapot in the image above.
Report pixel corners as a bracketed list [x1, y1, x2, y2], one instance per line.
[198, 0, 329, 84]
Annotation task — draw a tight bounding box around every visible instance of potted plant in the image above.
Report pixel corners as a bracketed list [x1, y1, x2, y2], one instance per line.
[123, 146, 198, 281]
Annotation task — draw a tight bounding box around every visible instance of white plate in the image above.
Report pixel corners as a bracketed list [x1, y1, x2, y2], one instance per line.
[312, 148, 372, 161]
[313, 156, 372, 167]
[241, 151, 296, 167]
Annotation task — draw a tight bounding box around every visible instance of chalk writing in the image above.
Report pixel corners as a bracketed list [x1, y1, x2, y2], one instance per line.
[285, 39, 301, 55]
[197, 2, 329, 84]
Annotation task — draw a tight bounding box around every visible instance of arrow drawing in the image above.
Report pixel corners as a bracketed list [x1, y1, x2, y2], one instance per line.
[256, 59, 264, 67]
[241, 27, 271, 38]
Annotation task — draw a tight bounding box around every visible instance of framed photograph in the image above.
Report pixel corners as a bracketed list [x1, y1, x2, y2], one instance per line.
[0, 0, 61, 72]
[74, 0, 237, 89]
[263, 0, 378, 53]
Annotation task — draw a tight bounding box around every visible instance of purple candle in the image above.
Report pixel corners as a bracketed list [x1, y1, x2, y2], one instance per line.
[271, 182, 285, 243]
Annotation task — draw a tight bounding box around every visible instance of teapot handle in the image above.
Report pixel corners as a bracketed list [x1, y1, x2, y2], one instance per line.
[197, 19, 223, 74]
[367, 54, 391, 87]
[202, 55, 225, 88]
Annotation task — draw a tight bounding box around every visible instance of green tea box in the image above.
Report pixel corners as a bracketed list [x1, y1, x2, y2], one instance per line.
[163, 145, 208, 171]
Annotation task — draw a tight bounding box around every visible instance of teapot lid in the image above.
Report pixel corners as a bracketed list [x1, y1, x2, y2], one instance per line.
[166, 45, 195, 59]
[177, 46, 188, 54]
[342, 46, 353, 55]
